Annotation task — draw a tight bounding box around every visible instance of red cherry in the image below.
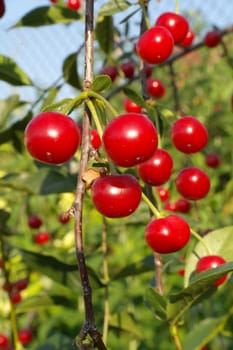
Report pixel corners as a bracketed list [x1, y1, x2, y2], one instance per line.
[91, 174, 141, 218]
[147, 78, 166, 99]
[205, 153, 221, 168]
[18, 329, 33, 345]
[196, 255, 227, 286]
[120, 61, 135, 79]
[204, 31, 221, 48]
[10, 291, 22, 304]
[14, 278, 29, 291]
[91, 129, 101, 150]
[100, 65, 118, 82]
[136, 26, 174, 64]
[164, 201, 176, 212]
[124, 99, 142, 113]
[0, 334, 9, 347]
[175, 198, 191, 213]
[0, 0, 5, 18]
[176, 167, 210, 200]
[24, 112, 81, 165]
[156, 187, 170, 202]
[67, 0, 81, 10]
[137, 148, 173, 186]
[145, 64, 153, 78]
[145, 214, 190, 254]
[155, 12, 189, 44]
[50, 0, 57, 3]
[181, 30, 195, 47]
[27, 215, 42, 229]
[34, 232, 51, 244]
[178, 268, 185, 276]
[58, 212, 70, 224]
[171, 116, 208, 154]
[103, 113, 158, 167]
[0, 258, 4, 268]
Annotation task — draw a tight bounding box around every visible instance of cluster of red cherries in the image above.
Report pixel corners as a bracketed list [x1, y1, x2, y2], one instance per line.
[49, 0, 81, 11]
[23, 10, 228, 295]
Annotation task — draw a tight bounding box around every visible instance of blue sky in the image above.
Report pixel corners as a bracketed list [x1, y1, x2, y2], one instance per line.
[0, 0, 232, 101]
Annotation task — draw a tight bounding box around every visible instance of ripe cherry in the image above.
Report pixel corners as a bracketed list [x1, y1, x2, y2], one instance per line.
[0, 258, 4, 268]
[145, 64, 153, 77]
[176, 167, 210, 200]
[204, 30, 221, 48]
[120, 61, 135, 79]
[10, 291, 22, 304]
[103, 113, 158, 167]
[91, 174, 141, 218]
[15, 278, 29, 291]
[164, 201, 176, 212]
[0, 0, 5, 18]
[24, 112, 81, 165]
[175, 198, 191, 213]
[100, 65, 118, 82]
[27, 215, 42, 229]
[145, 214, 190, 254]
[147, 78, 166, 99]
[67, 0, 81, 11]
[155, 12, 189, 44]
[0, 334, 9, 347]
[205, 153, 221, 168]
[171, 116, 208, 154]
[156, 187, 170, 202]
[136, 26, 174, 64]
[181, 30, 195, 47]
[34, 232, 51, 244]
[196, 255, 227, 286]
[50, 0, 58, 3]
[91, 129, 101, 150]
[58, 212, 70, 224]
[18, 329, 33, 345]
[137, 148, 173, 186]
[124, 99, 142, 113]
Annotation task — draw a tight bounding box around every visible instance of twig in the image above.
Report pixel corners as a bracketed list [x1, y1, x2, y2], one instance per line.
[168, 62, 181, 113]
[73, 0, 107, 348]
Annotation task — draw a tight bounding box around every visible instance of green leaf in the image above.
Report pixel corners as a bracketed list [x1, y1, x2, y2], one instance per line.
[144, 287, 167, 321]
[184, 226, 233, 287]
[40, 87, 60, 110]
[109, 311, 143, 339]
[183, 315, 231, 350]
[92, 75, 112, 92]
[167, 262, 233, 325]
[62, 53, 82, 89]
[18, 249, 103, 291]
[99, 0, 131, 16]
[95, 16, 114, 54]
[0, 55, 32, 86]
[12, 6, 80, 28]
[113, 256, 154, 280]
[41, 98, 73, 113]
[16, 295, 55, 314]
[0, 94, 20, 130]
[123, 87, 147, 108]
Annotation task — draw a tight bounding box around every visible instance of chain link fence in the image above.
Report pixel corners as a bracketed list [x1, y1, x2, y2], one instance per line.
[0, 0, 232, 100]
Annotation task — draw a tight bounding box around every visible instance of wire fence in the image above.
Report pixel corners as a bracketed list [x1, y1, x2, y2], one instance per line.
[0, 0, 232, 101]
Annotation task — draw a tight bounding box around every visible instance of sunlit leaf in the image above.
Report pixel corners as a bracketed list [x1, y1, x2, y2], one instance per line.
[0, 55, 32, 86]
[12, 6, 80, 28]
[92, 75, 112, 92]
[167, 262, 233, 325]
[41, 98, 73, 113]
[183, 315, 232, 350]
[184, 226, 233, 287]
[99, 0, 131, 16]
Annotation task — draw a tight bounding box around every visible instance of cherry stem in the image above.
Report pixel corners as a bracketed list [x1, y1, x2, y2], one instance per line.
[191, 229, 213, 255]
[86, 99, 103, 137]
[141, 192, 161, 218]
[170, 324, 183, 350]
[175, 0, 179, 14]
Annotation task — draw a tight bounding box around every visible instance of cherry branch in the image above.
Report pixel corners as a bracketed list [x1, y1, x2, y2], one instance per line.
[73, 0, 107, 348]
